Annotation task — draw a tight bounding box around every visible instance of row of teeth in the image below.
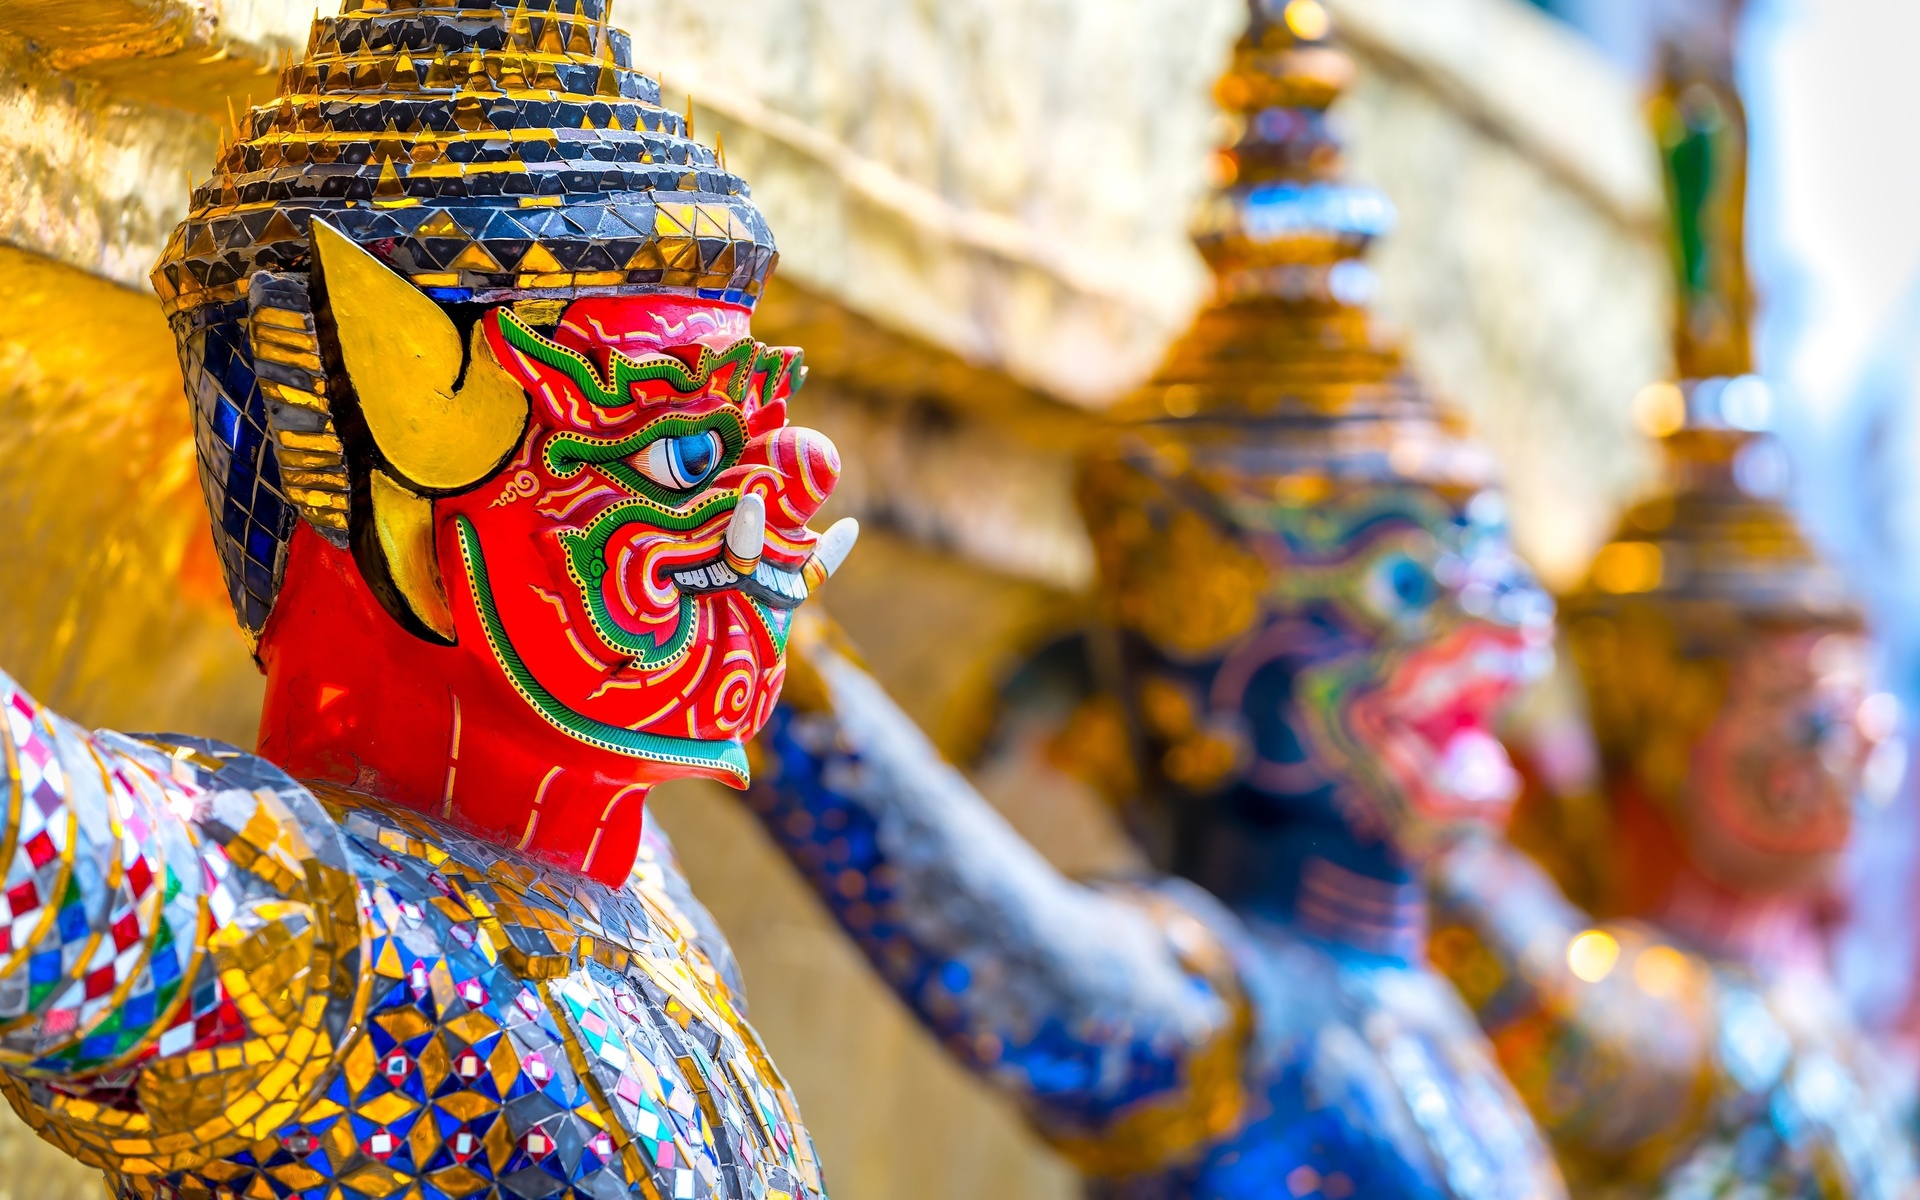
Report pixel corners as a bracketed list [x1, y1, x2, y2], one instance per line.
[671, 558, 809, 604]
[675, 562, 743, 591]
[660, 495, 860, 608]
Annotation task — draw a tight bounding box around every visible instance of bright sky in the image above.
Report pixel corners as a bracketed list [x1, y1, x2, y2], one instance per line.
[1739, 0, 1920, 678]
[1744, 0, 1920, 428]
[1741, 0, 1920, 1028]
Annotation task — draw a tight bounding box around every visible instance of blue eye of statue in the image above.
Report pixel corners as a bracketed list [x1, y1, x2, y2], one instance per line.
[1391, 558, 1436, 605]
[1363, 550, 1439, 620]
[636, 430, 724, 491]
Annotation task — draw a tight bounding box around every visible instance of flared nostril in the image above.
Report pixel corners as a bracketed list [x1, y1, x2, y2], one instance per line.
[763, 427, 842, 524]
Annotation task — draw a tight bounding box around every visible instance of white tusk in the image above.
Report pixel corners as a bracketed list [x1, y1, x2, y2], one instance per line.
[801, 517, 859, 593]
[725, 493, 767, 571]
[816, 517, 859, 577]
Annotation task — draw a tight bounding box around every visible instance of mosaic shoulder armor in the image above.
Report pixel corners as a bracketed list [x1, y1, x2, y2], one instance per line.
[0, 671, 824, 1200]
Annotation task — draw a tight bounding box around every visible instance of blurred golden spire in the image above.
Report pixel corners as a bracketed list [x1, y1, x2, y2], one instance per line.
[1652, 38, 1752, 381]
[1122, 0, 1487, 488]
[1577, 42, 1846, 623]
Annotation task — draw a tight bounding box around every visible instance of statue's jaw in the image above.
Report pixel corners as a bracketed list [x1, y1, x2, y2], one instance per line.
[454, 514, 760, 789]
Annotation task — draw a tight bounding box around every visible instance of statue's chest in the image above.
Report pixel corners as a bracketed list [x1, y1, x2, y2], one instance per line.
[145, 811, 824, 1200]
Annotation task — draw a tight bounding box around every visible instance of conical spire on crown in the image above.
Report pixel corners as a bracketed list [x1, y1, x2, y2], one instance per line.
[1574, 47, 1850, 626]
[152, 0, 776, 317]
[1195, 0, 1384, 301]
[1582, 378, 1851, 623]
[1125, 0, 1488, 488]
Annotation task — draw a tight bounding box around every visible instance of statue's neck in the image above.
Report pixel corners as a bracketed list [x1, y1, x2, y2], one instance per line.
[1188, 810, 1425, 961]
[255, 527, 650, 886]
[1290, 850, 1427, 960]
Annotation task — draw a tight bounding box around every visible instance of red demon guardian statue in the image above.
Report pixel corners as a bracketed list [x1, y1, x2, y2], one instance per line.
[0, 3, 853, 1198]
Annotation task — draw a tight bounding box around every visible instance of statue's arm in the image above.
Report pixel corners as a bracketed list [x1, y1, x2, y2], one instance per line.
[1427, 832, 1717, 1168]
[747, 634, 1249, 1175]
[0, 669, 362, 1175]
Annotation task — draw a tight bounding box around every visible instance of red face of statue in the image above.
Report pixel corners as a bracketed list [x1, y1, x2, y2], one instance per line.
[1685, 629, 1881, 892]
[457, 296, 836, 761]
[259, 294, 846, 882]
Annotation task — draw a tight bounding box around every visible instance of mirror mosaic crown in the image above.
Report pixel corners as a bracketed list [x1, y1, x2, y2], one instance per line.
[151, 0, 782, 640]
[153, 0, 775, 318]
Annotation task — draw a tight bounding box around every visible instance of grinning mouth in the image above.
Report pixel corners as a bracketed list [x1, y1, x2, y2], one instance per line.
[557, 489, 793, 666]
[555, 485, 857, 674]
[1349, 624, 1539, 821]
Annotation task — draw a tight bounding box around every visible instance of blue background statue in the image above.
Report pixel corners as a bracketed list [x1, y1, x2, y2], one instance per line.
[746, 3, 1567, 1195]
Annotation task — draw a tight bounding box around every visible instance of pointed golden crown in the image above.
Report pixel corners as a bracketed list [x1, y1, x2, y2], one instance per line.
[1575, 49, 1850, 626]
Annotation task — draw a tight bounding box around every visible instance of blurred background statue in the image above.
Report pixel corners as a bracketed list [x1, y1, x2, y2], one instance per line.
[1425, 20, 1920, 1195]
[746, 2, 1570, 1195]
[1429, 411, 1917, 1194]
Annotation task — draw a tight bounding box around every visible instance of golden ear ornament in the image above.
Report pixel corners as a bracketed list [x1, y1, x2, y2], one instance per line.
[309, 218, 529, 495]
[308, 218, 533, 646]
[368, 469, 458, 644]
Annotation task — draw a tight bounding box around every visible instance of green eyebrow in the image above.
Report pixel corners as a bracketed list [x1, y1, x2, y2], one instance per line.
[494, 309, 804, 408]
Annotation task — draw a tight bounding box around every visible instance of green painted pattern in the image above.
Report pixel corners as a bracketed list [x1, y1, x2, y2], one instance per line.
[495, 309, 804, 409]
[454, 515, 751, 785]
[544, 409, 748, 506]
[555, 494, 738, 667]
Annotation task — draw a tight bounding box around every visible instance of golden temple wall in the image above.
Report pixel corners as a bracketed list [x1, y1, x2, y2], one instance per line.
[0, 1, 1672, 1196]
